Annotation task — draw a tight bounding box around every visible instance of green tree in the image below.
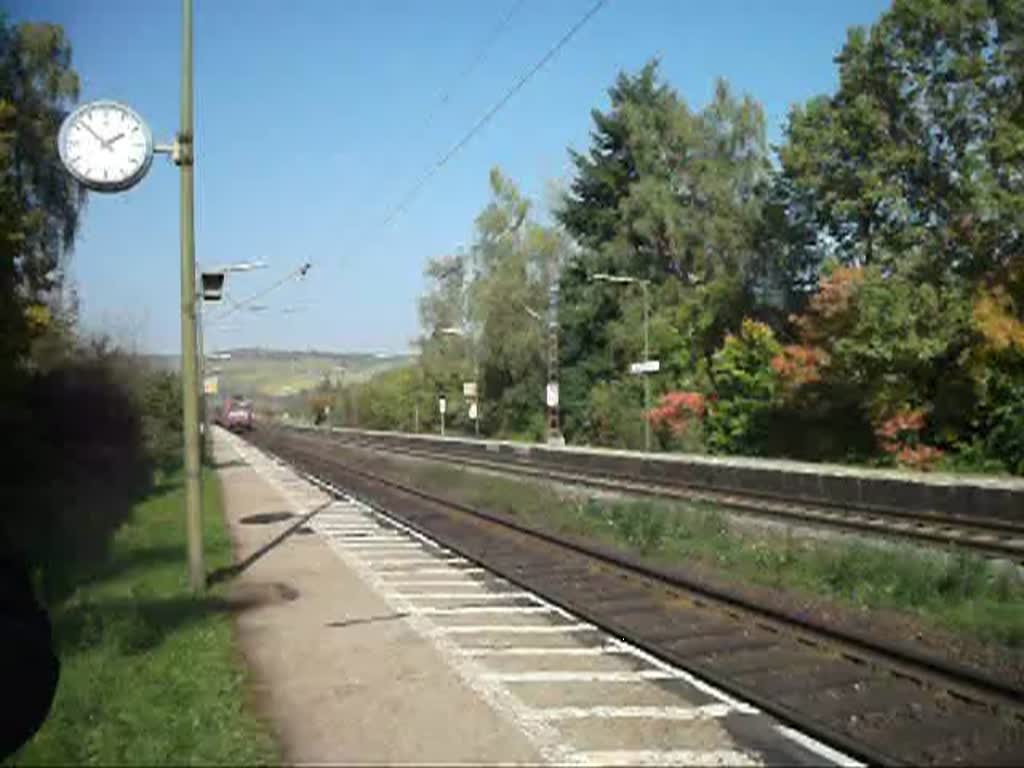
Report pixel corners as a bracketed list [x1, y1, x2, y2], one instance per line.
[772, 0, 1024, 470]
[0, 17, 84, 407]
[416, 249, 470, 429]
[780, 0, 1024, 281]
[365, 169, 571, 439]
[556, 61, 771, 444]
[469, 169, 566, 437]
[704, 319, 782, 455]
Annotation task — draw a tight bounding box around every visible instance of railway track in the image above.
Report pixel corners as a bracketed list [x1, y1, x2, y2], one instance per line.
[300, 427, 1024, 563]
[250, 426, 1024, 766]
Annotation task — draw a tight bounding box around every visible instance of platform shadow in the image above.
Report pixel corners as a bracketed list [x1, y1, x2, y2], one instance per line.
[326, 612, 409, 629]
[55, 581, 299, 655]
[240, 512, 295, 525]
[209, 458, 248, 470]
[207, 499, 333, 587]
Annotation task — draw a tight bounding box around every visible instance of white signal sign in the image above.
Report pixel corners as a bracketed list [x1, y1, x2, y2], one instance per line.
[546, 382, 559, 408]
[629, 360, 661, 375]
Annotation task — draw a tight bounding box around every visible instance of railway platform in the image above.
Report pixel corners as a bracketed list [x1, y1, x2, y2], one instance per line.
[213, 427, 856, 766]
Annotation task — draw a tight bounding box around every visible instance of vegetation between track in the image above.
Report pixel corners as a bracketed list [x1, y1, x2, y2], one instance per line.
[360, 448, 1024, 651]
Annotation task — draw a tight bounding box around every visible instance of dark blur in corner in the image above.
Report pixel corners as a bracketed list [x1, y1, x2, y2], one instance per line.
[0, 550, 60, 760]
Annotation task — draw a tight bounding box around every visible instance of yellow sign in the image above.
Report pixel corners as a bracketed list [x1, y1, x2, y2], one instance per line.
[203, 376, 218, 395]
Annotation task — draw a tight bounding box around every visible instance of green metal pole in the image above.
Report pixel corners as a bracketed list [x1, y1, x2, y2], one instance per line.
[179, 0, 204, 592]
[197, 295, 205, 447]
[642, 280, 650, 453]
[474, 346, 480, 438]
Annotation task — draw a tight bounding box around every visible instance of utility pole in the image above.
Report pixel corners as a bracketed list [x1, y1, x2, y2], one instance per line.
[473, 349, 480, 438]
[521, 292, 563, 446]
[197, 293, 206, 447]
[641, 279, 650, 453]
[178, 0, 204, 591]
[591, 272, 654, 453]
[546, 282, 562, 445]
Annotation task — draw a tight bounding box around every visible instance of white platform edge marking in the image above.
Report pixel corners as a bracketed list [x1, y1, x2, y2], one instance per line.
[328, 536, 414, 543]
[459, 645, 626, 657]
[774, 726, 865, 768]
[384, 580, 500, 588]
[525, 704, 737, 720]
[435, 624, 594, 635]
[563, 749, 760, 767]
[377, 567, 489, 577]
[416, 606, 554, 616]
[391, 592, 534, 601]
[484, 670, 682, 683]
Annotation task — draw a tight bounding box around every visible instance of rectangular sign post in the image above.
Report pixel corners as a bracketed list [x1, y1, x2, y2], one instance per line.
[546, 382, 559, 408]
[203, 375, 218, 395]
[630, 357, 659, 453]
[629, 360, 661, 375]
[464, 381, 480, 436]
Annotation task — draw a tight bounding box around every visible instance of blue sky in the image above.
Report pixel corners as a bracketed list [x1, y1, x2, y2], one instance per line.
[11, 0, 889, 354]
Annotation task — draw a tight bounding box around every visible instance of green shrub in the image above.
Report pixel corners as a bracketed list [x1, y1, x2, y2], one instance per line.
[983, 368, 1024, 475]
[704, 319, 782, 455]
[138, 370, 183, 472]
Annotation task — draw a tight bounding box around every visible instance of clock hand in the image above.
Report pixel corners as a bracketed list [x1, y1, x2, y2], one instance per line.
[102, 132, 126, 148]
[81, 121, 105, 144]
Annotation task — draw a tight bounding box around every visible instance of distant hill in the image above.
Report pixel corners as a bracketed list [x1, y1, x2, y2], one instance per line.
[142, 348, 415, 398]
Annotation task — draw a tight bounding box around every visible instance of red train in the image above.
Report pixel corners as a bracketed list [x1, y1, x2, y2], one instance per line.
[214, 395, 254, 432]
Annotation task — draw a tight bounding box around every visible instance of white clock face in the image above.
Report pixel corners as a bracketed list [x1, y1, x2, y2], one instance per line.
[58, 100, 154, 193]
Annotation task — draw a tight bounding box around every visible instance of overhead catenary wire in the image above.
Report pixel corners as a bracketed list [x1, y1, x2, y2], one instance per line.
[206, 261, 312, 326]
[419, 0, 528, 135]
[381, 0, 610, 229]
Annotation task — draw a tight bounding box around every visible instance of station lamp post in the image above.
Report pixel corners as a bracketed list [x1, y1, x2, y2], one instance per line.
[521, 291, 564, 446]
[440, 326, 480, 437]
[591, 272, 654, 452]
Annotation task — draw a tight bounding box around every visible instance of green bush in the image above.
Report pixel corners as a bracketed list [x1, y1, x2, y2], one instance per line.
[982, 367, 1024, 475]
[1, 337, 186, 603]
[704, 319, 782, 455]
[607, 502, 669, 554]
[584, 379, 647, 450]
[138, 370, 183, 472]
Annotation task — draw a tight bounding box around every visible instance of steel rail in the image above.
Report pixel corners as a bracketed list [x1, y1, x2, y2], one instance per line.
[302, 428, 1024, 562]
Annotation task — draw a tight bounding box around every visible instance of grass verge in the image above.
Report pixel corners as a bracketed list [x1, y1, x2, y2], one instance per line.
[350, 448, 1024, 651]
[14, 469, 278, 765]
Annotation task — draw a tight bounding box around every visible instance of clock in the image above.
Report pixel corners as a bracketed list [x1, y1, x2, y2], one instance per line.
[57, 100, 154, 193]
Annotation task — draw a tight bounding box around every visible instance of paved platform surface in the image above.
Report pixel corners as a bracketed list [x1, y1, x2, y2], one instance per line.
[215, 428, 859, 767]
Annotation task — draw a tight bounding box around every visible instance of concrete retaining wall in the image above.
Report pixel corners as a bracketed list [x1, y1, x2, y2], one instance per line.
[288, 425, 1024, 522]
